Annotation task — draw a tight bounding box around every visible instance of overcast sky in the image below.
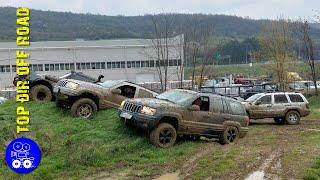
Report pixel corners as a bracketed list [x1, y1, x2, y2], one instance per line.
[0, 0, 318, 20]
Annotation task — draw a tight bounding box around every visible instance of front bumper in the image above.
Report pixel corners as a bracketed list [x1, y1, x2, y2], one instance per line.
[118, 108, 158, 130]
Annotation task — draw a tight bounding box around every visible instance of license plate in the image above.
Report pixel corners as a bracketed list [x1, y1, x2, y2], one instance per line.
[120, 112, 132, 119]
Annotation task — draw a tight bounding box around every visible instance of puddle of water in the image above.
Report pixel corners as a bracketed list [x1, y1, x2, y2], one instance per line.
[245, 171, 265, 180]
[155, 172, 179, 180]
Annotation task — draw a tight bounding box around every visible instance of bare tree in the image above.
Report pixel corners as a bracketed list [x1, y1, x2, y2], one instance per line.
[294, 19, 318, 95]
[259, 19, 295, 91]
[149, 14, 177, 92]
[198, 23, 215, 88]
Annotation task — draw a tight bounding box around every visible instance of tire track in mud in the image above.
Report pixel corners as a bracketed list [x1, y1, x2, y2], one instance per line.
[245, 148, 284, 180]
[155, 142, 217, 180]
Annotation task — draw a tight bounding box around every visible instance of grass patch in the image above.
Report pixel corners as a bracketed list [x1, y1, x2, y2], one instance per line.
[307, 96, 320, 120]
[0, 101, 198, 179]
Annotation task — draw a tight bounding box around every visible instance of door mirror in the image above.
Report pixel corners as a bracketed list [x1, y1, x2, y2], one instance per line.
[111, 88, 121, 95]
[188, 105, 200, 111]
[255, 100, 262, 105]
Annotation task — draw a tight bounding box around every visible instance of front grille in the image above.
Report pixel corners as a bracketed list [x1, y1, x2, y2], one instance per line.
[123, 102, 142, 113]
[58, 80, 68, 87]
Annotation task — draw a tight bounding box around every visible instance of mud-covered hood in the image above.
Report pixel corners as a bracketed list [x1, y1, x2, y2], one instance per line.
[127, 98, 181, 109]
[61, 79, 108, 91]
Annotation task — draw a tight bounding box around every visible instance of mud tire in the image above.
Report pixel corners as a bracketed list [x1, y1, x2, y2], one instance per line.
[219, 126, 239, 145]
[285, 110, 300, 125]
[150, 123, 177, 148]
[71, 98, 97, 119]
[30, 85, 52, 102]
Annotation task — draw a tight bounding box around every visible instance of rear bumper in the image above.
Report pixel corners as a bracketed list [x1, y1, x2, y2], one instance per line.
[118, 109, 158, 130]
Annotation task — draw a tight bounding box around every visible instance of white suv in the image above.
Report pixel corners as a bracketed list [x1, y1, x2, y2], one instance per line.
[243, 92, 310, 124]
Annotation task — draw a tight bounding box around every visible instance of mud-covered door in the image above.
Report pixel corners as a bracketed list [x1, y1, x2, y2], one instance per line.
[272, 94, 290, 117]
[106, 85, 137, 108]
[249, 95, 272, 119]
[181, 96, 217, 134]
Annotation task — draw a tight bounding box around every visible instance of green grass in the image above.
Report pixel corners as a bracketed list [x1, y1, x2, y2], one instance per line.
[302, 96, 320, 179]
[307, 96, 320, 120]
[0, 101, 198, 179]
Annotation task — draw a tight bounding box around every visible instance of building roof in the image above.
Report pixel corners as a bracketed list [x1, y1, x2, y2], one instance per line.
[0, 35, 183, 50]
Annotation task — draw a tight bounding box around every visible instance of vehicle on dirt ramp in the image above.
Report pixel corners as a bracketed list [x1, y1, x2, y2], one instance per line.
[118, 89, 249, 148]
[54, 80, 158, 119]
[13, 71, 103, 102]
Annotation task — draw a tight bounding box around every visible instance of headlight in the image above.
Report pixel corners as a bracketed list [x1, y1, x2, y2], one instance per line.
[141, 106, 156, 116]
[65, 82, 79, 90]
[120, 101, 125, 108]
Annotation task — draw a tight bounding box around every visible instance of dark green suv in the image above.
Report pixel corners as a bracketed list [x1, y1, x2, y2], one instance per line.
[118, 89, 249, 148]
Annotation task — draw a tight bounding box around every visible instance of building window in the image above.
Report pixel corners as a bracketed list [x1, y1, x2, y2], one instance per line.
[111, 62, 116, 69]
[60, 63, 65, 70]
[54, 64, 59, 71]
[0, 65, 4, 73]
[12, 65, 16, 72]
[141, 61, 146, 67]
[131, 61, 136, 68]
[177, 59, 181, 66]
[107, 62, 111, 69]
[5, 65, 10, 72]
[95, 62, 101, 69]
[127, 61, 131, 68]
[85, 63, 90, 69]
[101, 62, 105, 69]
[38, 64, 43, 71]
[70, 63, 75, 70]
[121, 61, 125, 68]
[136, 61, 141, 68]
[150, 60, 154, 67]
[81, 63, 85, 70]
[50, 64, 54, 71]
[76, 63, 81, 70]
[45, 64, 49, 71]
[115, 62, 120, 68]
[65, 63, 70, 70]
[91, 62, 96, 69]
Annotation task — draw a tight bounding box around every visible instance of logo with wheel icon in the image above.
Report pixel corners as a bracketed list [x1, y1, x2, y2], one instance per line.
[5, 137, 41, 174]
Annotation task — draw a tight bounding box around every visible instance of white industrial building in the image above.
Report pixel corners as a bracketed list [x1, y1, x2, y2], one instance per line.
[0, 35, 184, 89]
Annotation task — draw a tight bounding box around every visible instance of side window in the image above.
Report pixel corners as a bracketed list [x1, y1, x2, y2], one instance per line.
[259, 95, 271, 104]
[117, 85, 136, 98]
[229, 100, 245, 116]
[222, 99, 231, 114]
[138, 89, 153, 98]
[288, 94, 304, 103]
[274, 94, 288, 104]
[212, 97, 224, 113]
[192, 96, 210, 111]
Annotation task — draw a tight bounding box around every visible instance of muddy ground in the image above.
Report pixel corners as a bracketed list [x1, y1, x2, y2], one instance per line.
[89, 118, 320, 180]
[154, 118, 320, 180]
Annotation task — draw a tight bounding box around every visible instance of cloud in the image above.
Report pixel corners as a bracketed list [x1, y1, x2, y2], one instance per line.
[0, 0, 318, 20]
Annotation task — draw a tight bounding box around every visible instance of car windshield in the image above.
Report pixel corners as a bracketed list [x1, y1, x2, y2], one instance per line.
[245, 93, 263, 102]
[98, 80, 121, 88]
[156, 90, 195, 106]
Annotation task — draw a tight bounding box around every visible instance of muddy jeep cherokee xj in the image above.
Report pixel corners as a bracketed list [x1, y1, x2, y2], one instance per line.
[243, 92, 310, 124]
[118, 89, 249, 148]
[13, 71, 103, 102]
[54, 79, 158, 118]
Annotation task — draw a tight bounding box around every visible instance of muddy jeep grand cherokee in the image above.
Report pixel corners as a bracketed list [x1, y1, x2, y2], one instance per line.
[243, 92, 310, 124]
[54, 79, 158, 118]
[118, 89, 249, 148]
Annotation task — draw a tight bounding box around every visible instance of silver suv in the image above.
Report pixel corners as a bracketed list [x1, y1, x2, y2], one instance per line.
[243, 92, 310, 124]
